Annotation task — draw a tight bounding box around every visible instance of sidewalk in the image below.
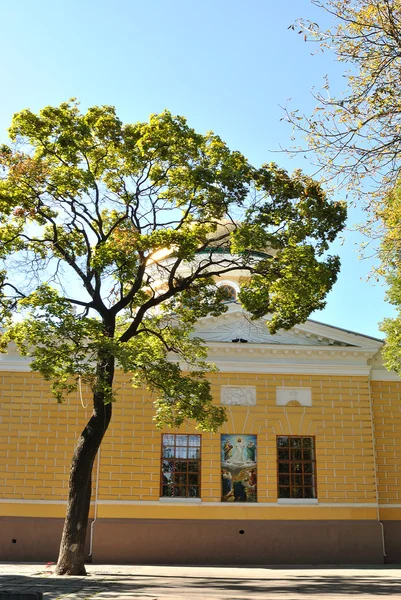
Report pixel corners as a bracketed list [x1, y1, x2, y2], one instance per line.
[1, 563, 401, 599]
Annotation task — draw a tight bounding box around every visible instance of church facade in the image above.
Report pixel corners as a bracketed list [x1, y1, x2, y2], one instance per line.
[1, 291, 401, 564]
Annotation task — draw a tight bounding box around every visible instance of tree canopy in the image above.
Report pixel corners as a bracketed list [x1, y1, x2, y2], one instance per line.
[286, 0, 401, 203]
[286, 0, 401, 432]
[0, 100, 346, 574]
[375, 182, 401, 372]
[0, 100, 345, 414]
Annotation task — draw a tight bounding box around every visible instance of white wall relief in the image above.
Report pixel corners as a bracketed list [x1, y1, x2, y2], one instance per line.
[276, 387, 312, 407]
[221, 386, 256, 406]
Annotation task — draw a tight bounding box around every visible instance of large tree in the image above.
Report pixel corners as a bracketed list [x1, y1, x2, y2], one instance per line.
[0, 100, 345, 575]
[285, 0, 401, 370]
[375, 182, 401, 371]
[286, 0, 401, 204]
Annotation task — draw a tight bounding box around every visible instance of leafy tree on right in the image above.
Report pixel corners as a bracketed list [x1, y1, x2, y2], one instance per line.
[287, 0, 401, 374]
[287, 0, 401, 203]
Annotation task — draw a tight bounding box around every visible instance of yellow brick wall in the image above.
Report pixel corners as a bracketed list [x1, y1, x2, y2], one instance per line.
[0, 369, 385, 512]
[371, 380, 401, 506]
[95, 372, 377, 505]
[0, 371, 92, 502]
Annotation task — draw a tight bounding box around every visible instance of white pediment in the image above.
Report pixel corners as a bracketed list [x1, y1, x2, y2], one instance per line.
[193, 304, 383, 349]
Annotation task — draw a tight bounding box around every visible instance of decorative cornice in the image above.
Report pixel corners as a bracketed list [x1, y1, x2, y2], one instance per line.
[0, 341, 398, 381]
[206, 342, 379, 358]
[198, 342, 380, 376]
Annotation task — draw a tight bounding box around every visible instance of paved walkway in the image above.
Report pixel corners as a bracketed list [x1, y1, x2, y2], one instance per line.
[1, 563, 401, 599]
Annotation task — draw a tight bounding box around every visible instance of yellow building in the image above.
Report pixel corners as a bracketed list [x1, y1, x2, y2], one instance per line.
[1, 293, 401, 564]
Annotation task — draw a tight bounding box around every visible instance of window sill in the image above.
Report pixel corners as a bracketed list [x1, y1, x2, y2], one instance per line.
[158, 497, 202, 504]
[277, 498, 318, 505]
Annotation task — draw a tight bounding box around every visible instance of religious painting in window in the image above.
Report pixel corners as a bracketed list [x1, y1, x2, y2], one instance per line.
[161, 434, 201, 498]
[221, 434, 257, 502]
[277, 436, 317, 499]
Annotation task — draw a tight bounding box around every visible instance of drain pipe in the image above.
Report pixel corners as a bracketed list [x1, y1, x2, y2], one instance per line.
[89, 449, 101, 559]
[368, 356, 387, 559]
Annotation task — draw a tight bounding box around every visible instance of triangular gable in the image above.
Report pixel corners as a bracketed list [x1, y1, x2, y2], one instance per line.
[193, 304, 383, 349]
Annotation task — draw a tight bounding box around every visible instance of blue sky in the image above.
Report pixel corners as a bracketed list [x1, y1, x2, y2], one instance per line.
[1, 0, 392, 338]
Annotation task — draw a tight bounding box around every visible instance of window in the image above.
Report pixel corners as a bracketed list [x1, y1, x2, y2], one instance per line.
[221, 434, 257, 502]
[277, 436, 316, 499]
[219, 284, 237, 302]
[161, 434, 201, 498]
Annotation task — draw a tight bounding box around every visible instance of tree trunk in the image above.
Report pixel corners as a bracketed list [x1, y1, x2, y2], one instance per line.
[55, 353, 114, 575]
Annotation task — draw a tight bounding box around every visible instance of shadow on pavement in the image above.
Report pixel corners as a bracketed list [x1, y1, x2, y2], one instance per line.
[1, 572, 401, 598]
